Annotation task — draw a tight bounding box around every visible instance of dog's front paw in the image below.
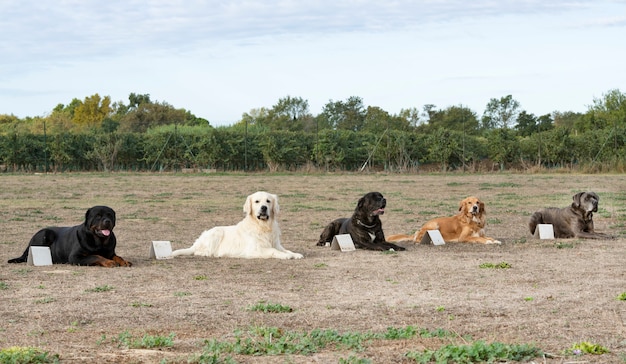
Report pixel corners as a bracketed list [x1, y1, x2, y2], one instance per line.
[290, 253, 304, 259]
[101, 260, 120, 268]
[113, 256, 132, 267]
[486, 239, 502, 245]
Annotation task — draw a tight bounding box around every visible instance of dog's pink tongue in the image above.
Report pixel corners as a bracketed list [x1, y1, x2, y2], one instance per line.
[101, 230, 111, 236]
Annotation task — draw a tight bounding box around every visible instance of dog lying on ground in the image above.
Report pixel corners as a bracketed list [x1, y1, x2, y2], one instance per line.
[529, 191, 614, 239]
[387, 196, 501, 244]
[172, 191, 303, 259]
[8, 205, 132, 267]
[317, 192, 405, 251]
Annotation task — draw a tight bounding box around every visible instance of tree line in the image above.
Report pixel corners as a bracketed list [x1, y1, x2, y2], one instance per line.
[0, 89, 624, 172]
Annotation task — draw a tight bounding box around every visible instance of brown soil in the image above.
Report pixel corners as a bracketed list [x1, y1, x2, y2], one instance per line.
[1, 173, 625, 363]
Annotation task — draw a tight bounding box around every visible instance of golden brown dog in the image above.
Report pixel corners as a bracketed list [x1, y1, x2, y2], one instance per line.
[387, 196, 501, 244]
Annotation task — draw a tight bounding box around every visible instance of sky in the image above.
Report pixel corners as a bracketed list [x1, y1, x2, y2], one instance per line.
[1, 1, 625, 126]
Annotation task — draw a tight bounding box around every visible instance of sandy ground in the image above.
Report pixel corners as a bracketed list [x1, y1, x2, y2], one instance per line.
[0, 173, 625, 363]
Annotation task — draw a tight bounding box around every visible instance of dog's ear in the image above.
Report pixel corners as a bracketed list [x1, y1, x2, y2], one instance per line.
[243, 195, 252, 215]
[572, 192, 585, 208]
[357, 196, 365, 210]
[84, 207, 92, 226]
[479, 200, 485, 213]
[271, 193, 280, 216]
[458, 200, 465, 212]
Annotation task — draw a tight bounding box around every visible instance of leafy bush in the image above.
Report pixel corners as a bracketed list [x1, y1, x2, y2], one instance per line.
[567, 341, 609, 355]
[0, 346, 59, 364]
[406, 340, 542, 363]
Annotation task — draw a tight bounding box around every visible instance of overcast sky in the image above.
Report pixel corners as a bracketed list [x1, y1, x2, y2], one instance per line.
[1, 1, 625, 126]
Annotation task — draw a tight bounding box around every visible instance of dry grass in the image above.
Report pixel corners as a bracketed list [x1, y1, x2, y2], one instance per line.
[1, 172, 625, 363]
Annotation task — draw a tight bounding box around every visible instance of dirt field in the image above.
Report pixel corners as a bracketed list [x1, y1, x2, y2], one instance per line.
[1, 173, 625, 363]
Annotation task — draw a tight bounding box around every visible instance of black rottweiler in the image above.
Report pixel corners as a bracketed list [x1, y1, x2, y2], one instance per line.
[8, 206, 132, 267]
[317, 192, 405, 251]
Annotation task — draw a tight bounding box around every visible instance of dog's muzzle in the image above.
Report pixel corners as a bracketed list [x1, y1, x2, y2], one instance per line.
[471, 205, 479, 214]
[257, 205, 270, 220]
[372, 199, 386, 216]
[93, 218, 114, 237]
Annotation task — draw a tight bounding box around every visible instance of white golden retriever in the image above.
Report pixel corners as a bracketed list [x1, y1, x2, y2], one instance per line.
[172, 191, 303, 259]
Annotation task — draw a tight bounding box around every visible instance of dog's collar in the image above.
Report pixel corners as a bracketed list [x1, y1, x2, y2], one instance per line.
[356, 219, 376, 229]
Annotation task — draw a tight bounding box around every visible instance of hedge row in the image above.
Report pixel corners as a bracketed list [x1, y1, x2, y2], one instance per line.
[1, 126, 625, 172]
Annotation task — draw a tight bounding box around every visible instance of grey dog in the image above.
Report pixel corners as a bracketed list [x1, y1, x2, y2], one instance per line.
[529, 191, 614, 239]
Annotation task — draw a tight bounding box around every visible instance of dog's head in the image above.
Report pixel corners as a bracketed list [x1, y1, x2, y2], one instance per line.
[459, 196, 485, 218]
[244, 191, 279, 221]
[84, 206, 116, 238]
[572, 192, 600, 213]
[356, 192, 386, 217]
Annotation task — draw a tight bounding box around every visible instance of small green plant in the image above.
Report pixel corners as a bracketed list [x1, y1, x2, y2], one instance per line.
[555, 242, 574, 249]
[524, 296, 534, 301]
[616, 292, 626, 301]
[193, 325, 466, 362]
[174, 291, 192, 297]
[131, 302, 153, 307]
[15, 268, 31, 275]
[137, 333, 176, 348]
[194, 275, 208, 280]
[66, 321, 80, 333]
[406, 340, 542, 363]
[85, 284, 114, 293]
[567, 341, 609, 355]
[339, 356, 372, 364]
[314, 263, 328, 268]
[0, 346, 59, 363]
[109, 331, 176, 349]
[247, 301, 293, 313]
[0, 281, 8, 290]
[34, 297, 55, 304]
[382, 249, 398, 254]
[383, 326, 418, 339]
[479, 262, 511, 269]
[435, 306, 445, 312]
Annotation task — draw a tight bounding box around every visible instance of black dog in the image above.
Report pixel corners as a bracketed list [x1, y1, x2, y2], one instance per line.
[8, 206, 132, 267]
[529, 191, 614, 239]
[317, 192, 405, 251]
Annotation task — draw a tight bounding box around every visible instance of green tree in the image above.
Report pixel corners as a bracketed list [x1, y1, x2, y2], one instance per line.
[426, 127, 460, 172]
[482, 95, 520, 129]
[515, 111, 544, 137]
[118, 100, 187, 132]
[486, 128, 519, 170]
[586, 88, 626, 131]
[553, 111, 582, 130]
[416, 105, 479, 135]
[362, 106, 391, 134]
[398, 107, 421, 128]
[258, 131, 311, 171]
[319, 96, 366, 131]
[441, 105, 479, 134]
[265, 96, 312, 131]
[238, 107, 270, 131]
